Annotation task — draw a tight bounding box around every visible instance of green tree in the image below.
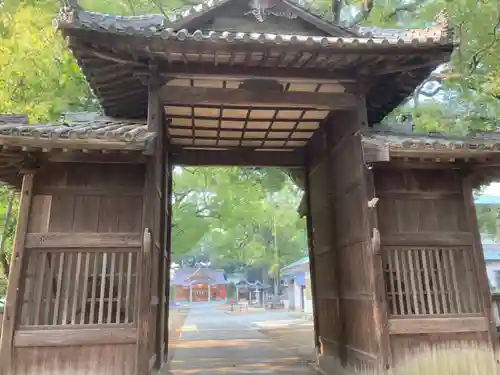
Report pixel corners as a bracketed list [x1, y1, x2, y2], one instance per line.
[0, 187, 19, 296]
[0, 2, 96, 122]
[171, 167, 307, 283]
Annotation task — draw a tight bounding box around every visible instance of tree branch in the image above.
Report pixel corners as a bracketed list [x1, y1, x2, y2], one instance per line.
[346, 0, 374, 28]
[467, 13, 500, 74]
[383, 0, 431, 21]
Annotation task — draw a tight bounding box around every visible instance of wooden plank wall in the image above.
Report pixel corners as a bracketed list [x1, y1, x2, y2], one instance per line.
[328, 110, 382, 372]
[374, 167, 492, 364]
[307, 122, 341, 366]
[307, 107, 384, 373]
[7, 162, 144, 375]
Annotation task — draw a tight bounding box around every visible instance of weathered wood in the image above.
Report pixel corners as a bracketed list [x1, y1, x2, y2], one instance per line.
[161, 86, 357, 109]
[162, 156, 173, 364]
[35, 186, 143, 197]
[388, 317, 489, 335]
[137, 81, 168, 375]
[462, 174, 498, 349]
[366, 170, 391, 370]
[24, 233, 141, 249]
[150, 65, 357, 83]
[0, 172, 35, 375]
[14, 327, 137, 347]
[377, 191, 461, 199]
[155, 95, 169, 370]
[0, 135, 148, 151]
[304, 156, 320, 350]
[172, 148, 305, 167]
[47, 152, 147, 164]
[381, 232, 473, 247]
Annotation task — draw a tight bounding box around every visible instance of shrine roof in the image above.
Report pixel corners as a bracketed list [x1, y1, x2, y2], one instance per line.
[0, 114, 29, 125]
[0, 117, 153, 153]
[171, 267, 228, 286]
[54, 3, 455, 123]
[56, 5, 451, 46]
[361, 128, 500, 158]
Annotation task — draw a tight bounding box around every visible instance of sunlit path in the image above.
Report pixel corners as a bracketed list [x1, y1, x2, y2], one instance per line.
[167, 303, 317, 375]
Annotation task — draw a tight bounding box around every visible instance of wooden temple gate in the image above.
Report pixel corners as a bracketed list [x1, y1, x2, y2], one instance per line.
[0, 1, 498, 374]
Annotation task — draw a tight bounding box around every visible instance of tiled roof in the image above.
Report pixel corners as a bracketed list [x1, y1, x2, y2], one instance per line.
[361, 129, 500, 154]
[55, 6, 453, 47]
[0, 117, 153, 151]
[0, 114, 28, 125]
[171, 267, 228, 286]
[282, 256, 309, 271]
[160, 0, 356, 36]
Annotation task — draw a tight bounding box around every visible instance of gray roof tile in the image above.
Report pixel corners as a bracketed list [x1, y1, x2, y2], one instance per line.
[55, 5, 454, 47]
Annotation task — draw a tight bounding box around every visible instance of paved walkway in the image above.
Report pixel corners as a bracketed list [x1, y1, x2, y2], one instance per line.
[167, 303, 317, 375]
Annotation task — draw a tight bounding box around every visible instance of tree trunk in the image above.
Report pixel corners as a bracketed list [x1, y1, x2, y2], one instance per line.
[0, 189, 15, 278]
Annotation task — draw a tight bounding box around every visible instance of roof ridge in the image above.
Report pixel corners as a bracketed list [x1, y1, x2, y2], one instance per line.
[57, 3, 452, 42]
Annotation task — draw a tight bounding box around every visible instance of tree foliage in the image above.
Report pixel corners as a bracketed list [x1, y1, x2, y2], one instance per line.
[171, 167, 307, 277]
[0, 187, 19, 296]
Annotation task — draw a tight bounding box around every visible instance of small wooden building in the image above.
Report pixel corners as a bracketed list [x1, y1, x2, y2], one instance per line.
[0, 1, 497, 375]
[171, 267, 227, 302]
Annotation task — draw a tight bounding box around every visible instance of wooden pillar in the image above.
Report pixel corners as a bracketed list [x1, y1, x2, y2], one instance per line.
[189, 286, 192, 303]
[0, 172, 34, 375]
[208, 285, 211, 302]
[304, 159, 321, 350]
[137, 75, 168, 375]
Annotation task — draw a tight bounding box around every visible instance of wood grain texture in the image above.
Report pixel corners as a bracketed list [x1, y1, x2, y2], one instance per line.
[388, 317, 489, 335]
[0, 172, 35, 375]
[14, 327, 137, 347]
[25, 233, 141, 249]
[374, 166, 493, 363]
[11, 344, 137, 375]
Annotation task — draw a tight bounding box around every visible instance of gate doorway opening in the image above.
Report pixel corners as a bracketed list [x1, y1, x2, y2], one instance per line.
[167, 167, 317, 374]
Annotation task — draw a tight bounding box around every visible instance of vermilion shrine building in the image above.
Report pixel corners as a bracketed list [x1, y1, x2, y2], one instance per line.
[171, 267, 227, 302]
[0, 1, 499, 374]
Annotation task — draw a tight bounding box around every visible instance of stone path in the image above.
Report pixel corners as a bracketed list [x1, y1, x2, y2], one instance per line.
[167, 303, 317, 375]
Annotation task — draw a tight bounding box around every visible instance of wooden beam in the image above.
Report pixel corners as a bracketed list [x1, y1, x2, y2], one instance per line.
[24, 233, 142, 249]
[0, 135, 149, 152]
[373, 160, 467, 170]
[381, 232, 473, 247]
[46, 151, 147, 164]
[388, 317, 489, 335]
[14, 327, 137, 347]
[377, 191, 462, 200]
[171, 148, 305, 167]
[161, 86, 357, 110]
[140, 64, 357, 83]
[0, 172, 35, 374]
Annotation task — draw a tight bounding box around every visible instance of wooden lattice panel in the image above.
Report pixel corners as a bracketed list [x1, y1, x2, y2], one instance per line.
[384, 246, 483, 316]
[20, 249, 139, 326]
